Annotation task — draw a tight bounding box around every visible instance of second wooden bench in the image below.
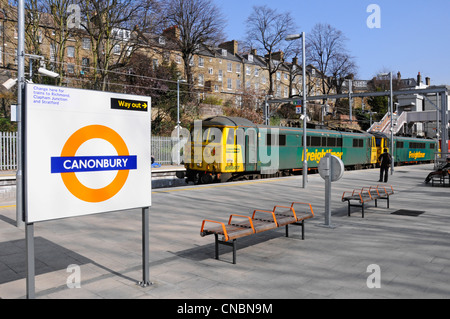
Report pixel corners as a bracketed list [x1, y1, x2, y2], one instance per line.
[200, 202, 314, 264]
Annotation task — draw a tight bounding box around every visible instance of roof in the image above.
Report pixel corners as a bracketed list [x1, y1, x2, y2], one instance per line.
[202, 116, 256, 127]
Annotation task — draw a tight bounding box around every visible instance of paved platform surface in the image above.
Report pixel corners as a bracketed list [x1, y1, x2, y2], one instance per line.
[0, 164, 449, 299]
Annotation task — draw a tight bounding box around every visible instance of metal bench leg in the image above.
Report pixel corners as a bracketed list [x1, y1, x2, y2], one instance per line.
[214, 234, 219, 260]
[362, 203, 365, 218]
[301, 221, 305, 240]
[348, 201, 351, 216]
[387, 196, 390, 208]
[285, 225, 289, 237]
[375, 199, 378, 207]
[232, 240, 236, 264]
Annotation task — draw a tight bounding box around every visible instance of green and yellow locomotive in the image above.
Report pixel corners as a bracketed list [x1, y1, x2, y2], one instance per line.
[184, 116, 436, 184]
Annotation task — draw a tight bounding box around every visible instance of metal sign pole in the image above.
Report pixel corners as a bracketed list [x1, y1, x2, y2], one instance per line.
[324, 153, 332, 226]
[26, 223, 35, 299]
[139, 207, 151, 287]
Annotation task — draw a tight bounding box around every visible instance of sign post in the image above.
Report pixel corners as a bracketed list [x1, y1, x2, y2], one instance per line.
[318, 153, 344, 228]
[24, 84, 152, 297]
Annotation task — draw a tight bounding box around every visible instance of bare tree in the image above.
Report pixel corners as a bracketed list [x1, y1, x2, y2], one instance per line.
[245, 5, 296, 96]
[161, 0, 226, 89]
[307, 23, 357, 96]
[77, 0, 161, 91]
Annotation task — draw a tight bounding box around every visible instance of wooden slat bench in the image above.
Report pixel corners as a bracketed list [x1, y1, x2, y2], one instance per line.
[342, 185, 394, 218]
[200, 202, 314, 264]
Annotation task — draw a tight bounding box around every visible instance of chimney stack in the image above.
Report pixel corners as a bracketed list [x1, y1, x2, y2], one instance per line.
[417, 72, 422, 85]
[426, 77, 430, 86]
[219, 40, 239, 55]
[163, 26, 180, 40]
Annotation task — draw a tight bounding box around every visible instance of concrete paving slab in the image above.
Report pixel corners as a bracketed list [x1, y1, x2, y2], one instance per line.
[0, 163, 449, 300]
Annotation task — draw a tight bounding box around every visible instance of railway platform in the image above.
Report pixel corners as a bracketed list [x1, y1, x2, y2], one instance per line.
[0, 163, 449, 299]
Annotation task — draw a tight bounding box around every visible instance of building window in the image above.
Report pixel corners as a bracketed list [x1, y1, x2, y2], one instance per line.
[221, 49, 227, 57]
[248, 54, 253, 62]
[82, 38, 91, 50]
[246, 66, 251, 75]
[276, 72, 281, 81]
[152, 59, 159, 70]
[218, 70, 223, 81]
[255, 68, 259, 77]
[82, 57, 90, 72]
[67, 46, 75, 58]
[214, 84, 219, 92]
[67, 63, 75, 74]
[158, 36, 166, 45]
[198, 57, 204, 67]
[208, 67, 213, 75]
[236, 79, 241, 89]
[198, 74, 204, 86]
[175, 55, 181, 64]
[113, 44, 121, 55]
[227, 78, 232, 90]
[236, 64, 240, 73]
[227, 62, 232, 72]
[50, 44, 56, 62]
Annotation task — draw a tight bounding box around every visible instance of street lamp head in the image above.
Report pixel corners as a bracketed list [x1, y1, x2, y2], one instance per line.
[285, 34, 302, 41]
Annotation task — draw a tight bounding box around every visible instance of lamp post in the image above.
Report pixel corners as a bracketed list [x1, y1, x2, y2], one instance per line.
[176, 79, 186, 165]
[286, 32, 308, 188]
[378, 72, 394, 174]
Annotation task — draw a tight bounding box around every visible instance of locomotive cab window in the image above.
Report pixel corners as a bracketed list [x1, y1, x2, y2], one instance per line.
[226, 128, 235, 145]
[396, 141, 404, 148]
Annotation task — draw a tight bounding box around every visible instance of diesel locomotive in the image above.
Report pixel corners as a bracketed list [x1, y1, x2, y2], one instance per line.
[183, 116, 437, 184]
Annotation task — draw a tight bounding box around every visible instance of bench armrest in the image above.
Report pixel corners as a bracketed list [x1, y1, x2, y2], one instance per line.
[252, 209, 278, 225]
[200, 220, 229, 242]
[228, 214, 255, 233]
[291, 202, 314, 217]
[274, 205, 297, 220]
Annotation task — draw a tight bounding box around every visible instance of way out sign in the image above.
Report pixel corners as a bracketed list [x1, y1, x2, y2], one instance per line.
[24, 84, 152, 223]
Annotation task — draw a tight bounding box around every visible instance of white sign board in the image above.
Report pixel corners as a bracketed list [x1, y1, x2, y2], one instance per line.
[25, 84, 151, 223]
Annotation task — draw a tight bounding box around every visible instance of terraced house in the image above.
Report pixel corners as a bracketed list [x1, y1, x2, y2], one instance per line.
[0, 0, 326, 120]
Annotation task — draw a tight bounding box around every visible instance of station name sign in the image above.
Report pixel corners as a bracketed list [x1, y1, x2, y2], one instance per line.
[25, 84, 152, 223]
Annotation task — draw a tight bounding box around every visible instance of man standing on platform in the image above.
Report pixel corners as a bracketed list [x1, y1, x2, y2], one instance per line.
[378, 148, 392, 183]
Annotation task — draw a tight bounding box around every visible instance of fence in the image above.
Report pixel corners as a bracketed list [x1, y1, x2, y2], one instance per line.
[0, 132, 17, 171]
[151, 136, 185, 165]
[0, 133, 184, 171]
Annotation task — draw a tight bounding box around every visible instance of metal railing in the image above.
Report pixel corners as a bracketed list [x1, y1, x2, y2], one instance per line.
[0, 132, 18, 171]
[0, 132, 184, 170]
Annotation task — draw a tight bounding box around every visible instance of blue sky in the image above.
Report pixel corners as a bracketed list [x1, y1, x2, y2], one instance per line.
[217, 0, 450, 85]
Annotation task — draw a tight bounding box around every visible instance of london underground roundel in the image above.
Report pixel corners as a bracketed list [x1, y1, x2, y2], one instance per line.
[51, 125, 137, 203]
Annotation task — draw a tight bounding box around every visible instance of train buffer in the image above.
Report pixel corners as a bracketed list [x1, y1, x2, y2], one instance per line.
[200, 202, 314, 264]
[341, 185, 394, 218]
